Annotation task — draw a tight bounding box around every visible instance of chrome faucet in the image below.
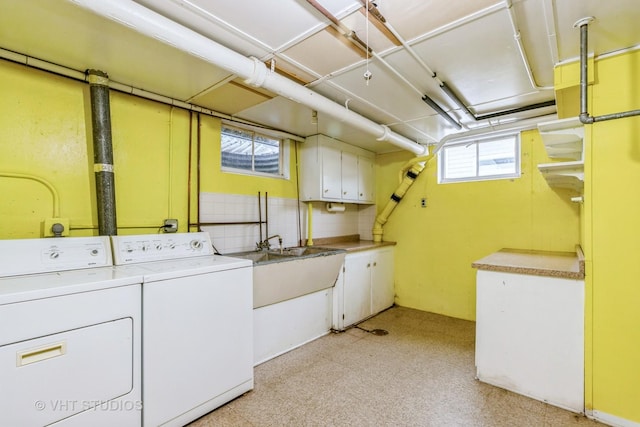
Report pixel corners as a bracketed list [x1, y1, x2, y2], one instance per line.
[257, 234, 283, 253]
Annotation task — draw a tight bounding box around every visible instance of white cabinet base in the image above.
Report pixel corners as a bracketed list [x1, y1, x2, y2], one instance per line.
[475, 270, 584, 413]
[254, 289, 332, 365]
[333, 247, 394, 331]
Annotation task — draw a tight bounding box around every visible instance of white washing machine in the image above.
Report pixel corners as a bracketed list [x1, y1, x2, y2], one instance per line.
[110, 232, 253, 427]
[0, 236, 142, 427]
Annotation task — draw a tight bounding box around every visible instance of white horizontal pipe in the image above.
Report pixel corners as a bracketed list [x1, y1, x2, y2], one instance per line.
[69, 0, 427, 155]
[432, 114, 557, 154]
[504, 0, 553, 91]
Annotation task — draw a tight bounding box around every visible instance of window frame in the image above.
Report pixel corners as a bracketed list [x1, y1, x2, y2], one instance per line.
[437, 133, 521, 184]
[220, 123, 289, 179]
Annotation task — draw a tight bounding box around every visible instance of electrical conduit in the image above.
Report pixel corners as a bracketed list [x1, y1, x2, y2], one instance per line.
[0, 172, 60, 217]
[69, 0, 427, 156]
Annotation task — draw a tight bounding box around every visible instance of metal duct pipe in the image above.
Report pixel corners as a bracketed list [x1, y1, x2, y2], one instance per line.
[421, 94, 462, 129]
[88, 69, 117, 236]
[474, 100, 556, 121]
[577, 17, 640, 124]
[70, 0, 427, 156]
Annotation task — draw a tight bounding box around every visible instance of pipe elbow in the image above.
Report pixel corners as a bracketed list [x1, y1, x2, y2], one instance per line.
[579, 113, 594, 124]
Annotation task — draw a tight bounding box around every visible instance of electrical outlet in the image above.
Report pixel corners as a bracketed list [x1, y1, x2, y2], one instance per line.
[420, 198, 427, 208]
[163, 219, 178, 233]
[43, 218, 70, 237]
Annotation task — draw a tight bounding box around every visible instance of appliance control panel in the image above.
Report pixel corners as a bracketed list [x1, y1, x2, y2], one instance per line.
[110, 232, 213, 265]
[0, 236, 112, 277]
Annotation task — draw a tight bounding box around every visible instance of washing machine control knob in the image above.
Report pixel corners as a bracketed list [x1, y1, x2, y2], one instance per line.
[155, 243, 163, 251]
[49, 250, 60, 259]
[190, 239, 203, 250]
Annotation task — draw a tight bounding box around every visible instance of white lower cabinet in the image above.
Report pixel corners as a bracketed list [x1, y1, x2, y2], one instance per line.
[475, 270, 584, 413]
[333, 247, 394, 330]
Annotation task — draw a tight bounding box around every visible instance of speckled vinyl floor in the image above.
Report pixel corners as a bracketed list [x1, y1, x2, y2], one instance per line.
[188, 306, 603, 427]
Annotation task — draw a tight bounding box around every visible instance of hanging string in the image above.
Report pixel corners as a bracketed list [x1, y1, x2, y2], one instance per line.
[364, 0, 372, 85]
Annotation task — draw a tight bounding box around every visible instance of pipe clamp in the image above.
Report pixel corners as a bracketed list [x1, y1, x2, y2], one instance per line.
[94, 163, 114, 173]
[244, 57, 269, 87]
[376, 125, 391, 141]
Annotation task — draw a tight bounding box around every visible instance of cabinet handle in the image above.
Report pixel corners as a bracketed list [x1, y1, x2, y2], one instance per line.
[373, 262, 377, 267]
[18, 342, 66, 366]
[367, 263, 371, 268]
[343, 191, 347, 195]
[324, 189, 329, 193]
[360, 193, 363, 196]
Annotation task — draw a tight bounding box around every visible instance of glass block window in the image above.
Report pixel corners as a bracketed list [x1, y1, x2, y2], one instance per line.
[221, 125, 284, 177]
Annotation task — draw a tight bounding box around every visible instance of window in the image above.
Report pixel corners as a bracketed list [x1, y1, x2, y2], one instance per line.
[438, 134, 520, 183]
[221, 124, 288, 178]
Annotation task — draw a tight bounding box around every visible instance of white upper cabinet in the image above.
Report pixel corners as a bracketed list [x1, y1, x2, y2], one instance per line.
[357, 156, 375, 203]
[341, 151, 358, 201]
[299, 134, 376, 204]
[320, 144, 342, 200]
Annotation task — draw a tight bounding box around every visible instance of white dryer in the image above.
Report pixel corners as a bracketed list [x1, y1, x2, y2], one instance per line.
[111, 232, 253, 427]
[0, 236, 142, 427]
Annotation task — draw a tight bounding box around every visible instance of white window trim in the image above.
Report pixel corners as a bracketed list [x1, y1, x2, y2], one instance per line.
[438, 134, 521, 184]
[220, 123, 290, 180]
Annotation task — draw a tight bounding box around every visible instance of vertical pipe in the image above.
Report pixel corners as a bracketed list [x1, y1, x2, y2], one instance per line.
[196, 113, 202, 231]
[88, 69, 117, 236]
[306, 202, 314, 246]
[187, 111, 193, 231]
[265, 192, 269, 239]
[579, 22, 591, 124]
[258, 191, 263, 245]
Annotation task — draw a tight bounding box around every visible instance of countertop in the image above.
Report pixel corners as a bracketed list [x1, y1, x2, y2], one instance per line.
[312, 235, 396, 253]
[471, 246, 585, 280]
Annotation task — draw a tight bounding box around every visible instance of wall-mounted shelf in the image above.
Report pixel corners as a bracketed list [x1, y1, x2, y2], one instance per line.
[538, 117, 584, 161]
[537, 117, 584, 194]
[537, 161, 584, 192]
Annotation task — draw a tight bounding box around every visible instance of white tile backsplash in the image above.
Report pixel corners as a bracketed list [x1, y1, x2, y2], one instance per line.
[199, 192, 378, 253]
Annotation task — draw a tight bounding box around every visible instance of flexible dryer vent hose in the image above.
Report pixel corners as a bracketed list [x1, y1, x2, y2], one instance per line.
[372, 153, 433, 243]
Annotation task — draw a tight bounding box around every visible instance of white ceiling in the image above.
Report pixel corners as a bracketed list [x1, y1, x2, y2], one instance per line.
[1, 0, 639, 153]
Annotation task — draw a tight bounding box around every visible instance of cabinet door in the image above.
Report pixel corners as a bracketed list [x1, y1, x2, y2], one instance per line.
[358, 156, 374, 203]
[371, 248, 395, 315]
[321, 146, 342, 200]
[343, 252, 372, 327]
[341, 151, 358, 201]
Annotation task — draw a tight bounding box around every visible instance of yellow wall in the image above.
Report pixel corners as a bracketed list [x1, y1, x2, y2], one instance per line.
[376, 129, 580, 320]
[0, 60, 297, 239]
[557, 50, 640, 423]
